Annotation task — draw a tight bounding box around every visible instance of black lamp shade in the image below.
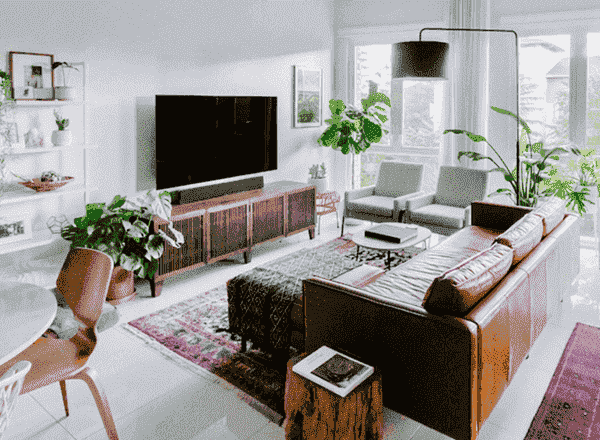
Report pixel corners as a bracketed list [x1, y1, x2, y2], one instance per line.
[392, 41, 449, 80]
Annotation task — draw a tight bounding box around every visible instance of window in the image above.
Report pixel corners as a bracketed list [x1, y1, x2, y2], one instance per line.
[518, 35, 570, 148]
[355, 44, 444, 190]
[588, 32, 600, 150]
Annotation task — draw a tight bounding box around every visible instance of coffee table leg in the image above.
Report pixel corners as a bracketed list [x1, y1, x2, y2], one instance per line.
[356, 245, 360, 259]
[387, 250, 391, 270]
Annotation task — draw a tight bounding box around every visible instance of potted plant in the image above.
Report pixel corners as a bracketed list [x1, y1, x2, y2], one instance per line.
[58, 190, 184, 304]
[308, 162, 328, 194]
[51, 108, 72, 146]
[445, 105, 569, 208]
[318, 92, 391, 190]
[52, 62, 79, 100]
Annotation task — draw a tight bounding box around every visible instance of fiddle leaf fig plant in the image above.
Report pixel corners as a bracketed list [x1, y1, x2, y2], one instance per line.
[58, 190, 184, 279]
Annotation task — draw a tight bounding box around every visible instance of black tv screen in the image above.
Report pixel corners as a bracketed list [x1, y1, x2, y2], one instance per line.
[155, 95, 277, 190]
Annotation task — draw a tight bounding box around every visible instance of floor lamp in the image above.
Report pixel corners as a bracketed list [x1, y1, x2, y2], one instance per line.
[392, 28, 521, 205]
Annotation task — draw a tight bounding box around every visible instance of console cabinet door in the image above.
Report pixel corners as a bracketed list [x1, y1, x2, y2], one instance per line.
[207, 202, 250, 263]
[156, 215, 204, 277]
[286, 187, 316, 236]
[252, 195, 285, 245]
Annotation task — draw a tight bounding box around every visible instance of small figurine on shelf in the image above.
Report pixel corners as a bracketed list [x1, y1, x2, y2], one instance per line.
[25, 127, 43, 148]
[51, 108, 72, 146]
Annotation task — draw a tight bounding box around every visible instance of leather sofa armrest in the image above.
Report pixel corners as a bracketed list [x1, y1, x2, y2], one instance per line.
[406, 192, 436, 211]
[471, 201, 532, 231]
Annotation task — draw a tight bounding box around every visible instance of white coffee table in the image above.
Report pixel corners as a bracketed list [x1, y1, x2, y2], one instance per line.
[352, 223, 431, 270]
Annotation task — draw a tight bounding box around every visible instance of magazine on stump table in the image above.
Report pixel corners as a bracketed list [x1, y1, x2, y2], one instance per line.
[292, 346, 374, 397]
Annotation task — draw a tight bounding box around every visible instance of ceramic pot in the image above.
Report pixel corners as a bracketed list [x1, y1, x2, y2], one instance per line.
[54, 86, 75, 100]
[106, 266, 136, 305]
[51, 130, 72, 146]
[308, 177, 329, 194]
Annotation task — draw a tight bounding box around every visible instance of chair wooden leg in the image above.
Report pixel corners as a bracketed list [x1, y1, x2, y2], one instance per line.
[72, 367, 119, 440]
[340, 214, 345, 237]
[59, 380, 69, 417]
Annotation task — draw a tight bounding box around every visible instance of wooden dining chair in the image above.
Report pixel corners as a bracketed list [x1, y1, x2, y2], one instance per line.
[0, 247, 119, 440]
[0, 361, 31, 439]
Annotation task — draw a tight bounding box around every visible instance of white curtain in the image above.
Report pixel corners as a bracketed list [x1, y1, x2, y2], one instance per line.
[443, 0, 491, 169]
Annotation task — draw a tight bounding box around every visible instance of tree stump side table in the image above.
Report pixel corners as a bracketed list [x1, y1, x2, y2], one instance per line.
[283, 352, 383, 440]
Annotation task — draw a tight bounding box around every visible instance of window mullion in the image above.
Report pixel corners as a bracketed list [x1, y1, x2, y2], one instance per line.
[570, 29, 587, 145]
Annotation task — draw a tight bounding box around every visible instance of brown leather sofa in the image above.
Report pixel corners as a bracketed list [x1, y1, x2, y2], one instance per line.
[301, 199, 580, 440]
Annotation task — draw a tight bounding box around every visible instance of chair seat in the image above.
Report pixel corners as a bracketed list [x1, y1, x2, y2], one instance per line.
[0, 331, 90, 395]
[347, 196, 396, 217]
[409, 204, 466, 229]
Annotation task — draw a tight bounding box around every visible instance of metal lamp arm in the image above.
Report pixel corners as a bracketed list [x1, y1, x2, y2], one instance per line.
[419, 27, 521, 206]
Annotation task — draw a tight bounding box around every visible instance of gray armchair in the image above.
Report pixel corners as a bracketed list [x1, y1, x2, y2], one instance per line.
[404, 165, 489, 236]
[341, 161, 424, 236]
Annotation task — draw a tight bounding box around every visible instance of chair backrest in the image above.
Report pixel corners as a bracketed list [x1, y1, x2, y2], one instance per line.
[435, 166, 489, 208]
[56, 247, 114, 331]
[0, 361, 31, 437]
[374, 161, 424, 197]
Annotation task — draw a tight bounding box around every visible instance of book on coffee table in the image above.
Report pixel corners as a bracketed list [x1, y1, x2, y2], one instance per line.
[292, 346, 374, 397]
[364, 224, 418, 243]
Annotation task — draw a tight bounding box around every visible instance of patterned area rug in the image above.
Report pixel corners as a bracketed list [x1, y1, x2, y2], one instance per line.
[524, 322, 600, 439]
[123, 233, 425, 423]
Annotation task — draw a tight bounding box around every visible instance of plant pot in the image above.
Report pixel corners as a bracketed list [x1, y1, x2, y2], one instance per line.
[106, 266, 137, 305]
[308, 177, 329, 194]
[51, 130, 72, 146]
[54, 86, 75, 100]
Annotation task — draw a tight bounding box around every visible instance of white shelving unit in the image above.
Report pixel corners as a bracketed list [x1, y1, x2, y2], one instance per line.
[0, 62, 94, 255]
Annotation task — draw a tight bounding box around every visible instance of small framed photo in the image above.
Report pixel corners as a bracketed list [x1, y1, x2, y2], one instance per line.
[294, 66, 322, 128]
[0, 213, 32, 245]
[9, 52, 54, 100]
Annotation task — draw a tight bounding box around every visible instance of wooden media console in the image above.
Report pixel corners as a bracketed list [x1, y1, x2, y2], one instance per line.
[150, 180, 316, 297]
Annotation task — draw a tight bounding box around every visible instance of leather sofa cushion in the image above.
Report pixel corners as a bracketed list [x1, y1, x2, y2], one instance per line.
[493, 213, 543, 265]
[422, 243, 513, 316]
[347, 196, 395, 217]
[531, 196, 566, 237]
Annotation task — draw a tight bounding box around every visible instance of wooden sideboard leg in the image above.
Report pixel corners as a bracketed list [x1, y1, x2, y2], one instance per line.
[241, 337, 247, 353]
[150, 279, 164, 297]
[308, 228, 315, 240]
[243, 250, 252, 264]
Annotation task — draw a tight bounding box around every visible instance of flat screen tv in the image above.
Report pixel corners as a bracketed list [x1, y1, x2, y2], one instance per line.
[155, 95, 277, 190]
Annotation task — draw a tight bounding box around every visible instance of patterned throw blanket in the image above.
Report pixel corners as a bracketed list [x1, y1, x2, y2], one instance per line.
[227, 234, 424, 351]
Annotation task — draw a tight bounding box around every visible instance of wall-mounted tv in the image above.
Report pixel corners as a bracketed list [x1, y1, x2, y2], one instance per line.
[155, 95, 277, 190]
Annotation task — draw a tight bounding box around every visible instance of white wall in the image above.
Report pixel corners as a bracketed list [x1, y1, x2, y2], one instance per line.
[1, 0, 335, 206]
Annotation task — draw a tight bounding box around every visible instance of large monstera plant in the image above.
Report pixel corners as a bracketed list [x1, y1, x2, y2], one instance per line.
[318, 92, 391, 154]
[59, 190, 184, 279]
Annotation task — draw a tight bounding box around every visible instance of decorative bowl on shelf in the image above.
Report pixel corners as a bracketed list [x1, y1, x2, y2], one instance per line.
[18, 176, 75, 192]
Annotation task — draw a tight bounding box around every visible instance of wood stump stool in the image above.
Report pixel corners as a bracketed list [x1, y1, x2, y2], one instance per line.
[283, 353, 383, 440]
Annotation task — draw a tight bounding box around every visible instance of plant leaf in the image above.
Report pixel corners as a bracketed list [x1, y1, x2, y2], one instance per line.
[491, 106, 531, 134]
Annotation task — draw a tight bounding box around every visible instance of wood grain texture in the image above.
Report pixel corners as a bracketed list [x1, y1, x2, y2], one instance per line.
[284, 353, 383, 440]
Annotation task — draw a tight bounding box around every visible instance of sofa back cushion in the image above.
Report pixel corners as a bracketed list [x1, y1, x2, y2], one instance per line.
[530, 196, 566, 237]
[493, 212, 544, 265]
[422, 243, 514, 316]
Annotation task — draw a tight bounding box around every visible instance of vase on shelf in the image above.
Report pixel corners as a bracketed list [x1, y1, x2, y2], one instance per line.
[54, 86, 75, 101]
[106, 266, 136, 305]
[308, 177, 329, 194]
[51, 130, 72, 146]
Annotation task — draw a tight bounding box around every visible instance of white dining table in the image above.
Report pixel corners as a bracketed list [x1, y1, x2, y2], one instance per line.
[0, 281, 57, 365]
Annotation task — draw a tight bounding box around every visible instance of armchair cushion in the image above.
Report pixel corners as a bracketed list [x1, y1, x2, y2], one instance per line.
[422, 243, 513, 316]
[374, 162, 424, 198]
[408, 204, 467, 229]
[347, 196, 395, 217]
[434, 166, 488, 208]
[345, 185, 375, 203]
[493, 212, 544, 265]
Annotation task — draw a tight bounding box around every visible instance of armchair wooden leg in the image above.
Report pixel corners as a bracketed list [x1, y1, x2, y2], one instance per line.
[340, 214, 345, 237]
[59, 380, 69, 417]
[72, 367, 119, 440]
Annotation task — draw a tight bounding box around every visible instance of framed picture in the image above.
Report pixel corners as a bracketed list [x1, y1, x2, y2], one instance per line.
[0, 213, 32, 245]
[294, 66, 322, 128]
[9, 52, 54, 100]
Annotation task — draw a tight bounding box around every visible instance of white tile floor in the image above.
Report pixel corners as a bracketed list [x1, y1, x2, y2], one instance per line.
[3, 214, 598, 440]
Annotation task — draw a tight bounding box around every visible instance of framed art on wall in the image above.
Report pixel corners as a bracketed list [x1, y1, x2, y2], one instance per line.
[9, 52, 54, 100]
[0, 213, 32, 245]
[294, 66, 322, 128]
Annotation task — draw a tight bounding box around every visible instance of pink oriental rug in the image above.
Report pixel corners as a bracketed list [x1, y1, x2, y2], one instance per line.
[524, 322, 600, 439]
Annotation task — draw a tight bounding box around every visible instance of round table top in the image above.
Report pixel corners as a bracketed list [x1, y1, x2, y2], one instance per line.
[0, 281, 57, 365]
[352, 223, 432, 251]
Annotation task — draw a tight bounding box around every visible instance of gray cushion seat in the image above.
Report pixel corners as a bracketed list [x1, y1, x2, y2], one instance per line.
[347, 195, 398, 217]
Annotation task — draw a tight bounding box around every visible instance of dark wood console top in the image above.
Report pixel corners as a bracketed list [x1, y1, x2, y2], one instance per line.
[155, 181, 315, 224]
